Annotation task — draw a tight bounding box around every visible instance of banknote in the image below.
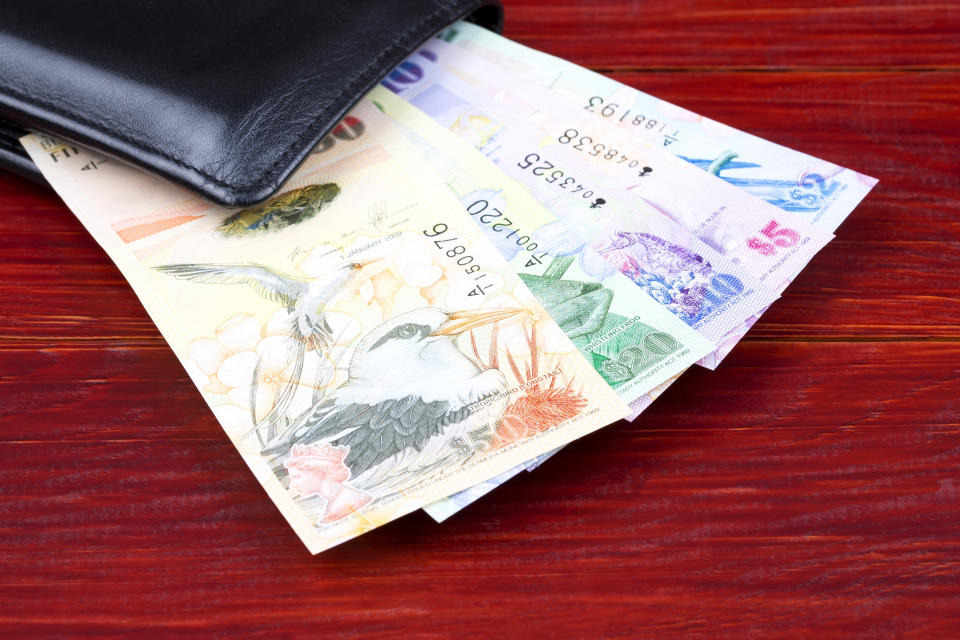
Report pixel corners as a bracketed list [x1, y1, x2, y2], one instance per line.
[427, 367, 684, 522]
[368, 86, 714, 519]
[437, 20, 878, 234]
[381, 54, 781, 349]
[424, 463, 526, 522]
[410, 41, 835, 294]
[399, 39, 850, 369]
[371, 86, 716, 405]
[429, 23, 876, 368]
[22, 100, 630, 553]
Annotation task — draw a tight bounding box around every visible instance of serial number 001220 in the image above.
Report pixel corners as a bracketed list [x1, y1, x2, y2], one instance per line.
[465, 199, 551, 269]
[423, 223, 496, 297]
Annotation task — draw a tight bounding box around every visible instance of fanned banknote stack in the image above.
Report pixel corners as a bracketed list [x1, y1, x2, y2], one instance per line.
[21, 22, 876, 553]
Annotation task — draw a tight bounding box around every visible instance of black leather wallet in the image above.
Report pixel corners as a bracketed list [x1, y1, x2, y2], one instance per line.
[0, 1, 502, 206]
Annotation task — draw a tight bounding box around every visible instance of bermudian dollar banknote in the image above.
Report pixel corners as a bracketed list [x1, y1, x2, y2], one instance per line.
[22, 99, 630, 553]
[431, 21, 877, 369]
[371, 86, 715, 405]
[414, 41, 835, 293]
[369, 86, 715, 519]
[437, 20, 878, 234]
[398, 41, 844, 371]
[381, 53, 781, 351]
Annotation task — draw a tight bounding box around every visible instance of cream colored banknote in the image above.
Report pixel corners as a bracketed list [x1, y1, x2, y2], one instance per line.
[22, 99, 629, 553]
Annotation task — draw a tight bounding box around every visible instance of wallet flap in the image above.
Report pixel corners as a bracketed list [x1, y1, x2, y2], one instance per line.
[0, 117, 43, 185]
[0, 1, 502, 206]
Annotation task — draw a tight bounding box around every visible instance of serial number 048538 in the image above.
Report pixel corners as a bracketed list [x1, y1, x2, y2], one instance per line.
[557, 128, 653, 179]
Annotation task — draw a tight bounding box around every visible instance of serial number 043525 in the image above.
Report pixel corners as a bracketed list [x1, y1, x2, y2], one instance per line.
[517, 153, 602, 204]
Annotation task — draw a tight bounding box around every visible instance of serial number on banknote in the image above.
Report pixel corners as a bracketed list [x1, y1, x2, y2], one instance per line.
[517, 152, 605, 206]
[583, 97, 680, 145]
[423, 223, 497, 296]
[465, 198, 550, 268]
[557, 128, 654, 179]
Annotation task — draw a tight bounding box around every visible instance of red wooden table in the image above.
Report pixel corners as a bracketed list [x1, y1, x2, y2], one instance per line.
[2, 1, 959, 637]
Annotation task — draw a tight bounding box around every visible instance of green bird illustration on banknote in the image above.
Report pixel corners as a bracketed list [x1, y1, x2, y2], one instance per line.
[218, 183, 340, 237]
[519, 257, 682, 389]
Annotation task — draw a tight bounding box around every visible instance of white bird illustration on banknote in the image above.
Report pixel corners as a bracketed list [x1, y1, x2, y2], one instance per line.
[265, 307, 522, 518]
[155, 261, 365, 439]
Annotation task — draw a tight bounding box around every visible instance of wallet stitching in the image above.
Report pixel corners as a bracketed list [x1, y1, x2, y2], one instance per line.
[0, 1, 469, 195]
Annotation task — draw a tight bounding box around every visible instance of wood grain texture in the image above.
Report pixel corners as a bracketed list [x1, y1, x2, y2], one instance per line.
[1, 1, 959, 638]
[505, 0, 960, 69]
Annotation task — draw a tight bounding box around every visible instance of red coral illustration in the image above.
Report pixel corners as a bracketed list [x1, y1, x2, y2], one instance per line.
[470, 320, 587, 450]
[492, 385, 587, 448]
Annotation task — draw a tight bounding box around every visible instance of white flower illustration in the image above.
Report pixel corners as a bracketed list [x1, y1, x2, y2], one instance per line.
[184, 313, 262, 395]
[182, 310, 357, 430]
